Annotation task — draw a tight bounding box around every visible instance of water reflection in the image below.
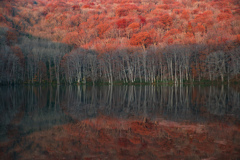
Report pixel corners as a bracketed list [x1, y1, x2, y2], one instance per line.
[0, 86, 73, 142]
[1, 85, 240, 141]
[62, 85, 240, 121]
[1, 85, 240, 159]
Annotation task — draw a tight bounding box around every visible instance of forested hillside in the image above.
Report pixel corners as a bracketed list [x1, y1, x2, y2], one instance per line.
[0, 0, 239, 84]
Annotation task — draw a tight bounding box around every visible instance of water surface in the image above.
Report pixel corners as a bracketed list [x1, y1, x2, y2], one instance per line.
[1, 85, 240, 159]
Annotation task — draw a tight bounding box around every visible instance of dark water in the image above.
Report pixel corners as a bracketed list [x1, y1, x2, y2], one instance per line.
[1, 85, 240, 141]
[1, 85, 240, 159]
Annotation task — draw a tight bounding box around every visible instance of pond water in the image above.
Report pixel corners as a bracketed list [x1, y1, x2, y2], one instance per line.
[1, 85, 240, 159]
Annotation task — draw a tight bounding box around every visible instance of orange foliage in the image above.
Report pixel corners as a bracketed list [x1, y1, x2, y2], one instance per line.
[72, 5, 80, 10]
[164, 29, 180, 37]
[217, 12, 232, 22]
[62, 31, 79, 46]
[158, 13, 173, 29]
[128, 22, 140, 31]
[180, 9, 190, 20]
[130, 32, 153, 48]
[163, 0, 175, 4]
[157, 4, 170, 10]
[193, 23, 205, 33]
[116, 18, 132, 29]
[96, 23, 110, 38]
[237, 34, 240, 43]
[138, 15, 146, 25]
[0, 0, 239, 48]
[82, 4, 91, 8]
[191, 8, 200, 14]
[116, 7, 129, 17]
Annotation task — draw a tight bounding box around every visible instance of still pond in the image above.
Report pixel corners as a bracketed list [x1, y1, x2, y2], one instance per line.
[0, 85, 240, 159]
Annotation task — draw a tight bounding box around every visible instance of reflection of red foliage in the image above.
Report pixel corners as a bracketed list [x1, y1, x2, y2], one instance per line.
[1, 115, 239, 160]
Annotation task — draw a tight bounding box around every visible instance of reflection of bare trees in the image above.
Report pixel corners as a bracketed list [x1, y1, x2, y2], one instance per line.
[1, 85, 239, 141]
[0, 86, 72, 142]
[202, 85, 240, 116]
[62, 85, 240, 121]
[0, 86, 24, 133]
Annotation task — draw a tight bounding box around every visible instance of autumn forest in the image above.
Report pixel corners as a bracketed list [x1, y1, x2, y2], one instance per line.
[0, 0, 240, 84]
[1, 1, 240, 159]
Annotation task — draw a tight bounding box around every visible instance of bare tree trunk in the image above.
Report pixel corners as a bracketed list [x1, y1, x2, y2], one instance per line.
[48, 59, 52, 83]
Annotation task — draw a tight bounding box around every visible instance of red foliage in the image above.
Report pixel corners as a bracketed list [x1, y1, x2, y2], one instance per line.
[163, 0, 175, 4]
[237, 34, 240, 43]
[217, 12, 232, 22]
[70, 14, 81, 26]
[184, 33, 196, 44]
[168, 38, 174, 44]
[72, 5, 80, 10]
[211, 1, 229, 9]
[82, 4, 91, 8]
[128, 22, 140, 31]
[173, 9, 182, 14]
[116, 18, 132, 29]
[191, 8, 200, 14]
[193, 23, 205, 33]
[180, 9, 190, 20]
[130, 32, 153, 48]
[1, 0, 239, 48]
[158, 13, 173, 29]
[116, 8, 129, 17]
[164, 29, 180, 37]
[157, 4, 170, 10]
[138, 15, 146, 25]
[62, 31, 80, 46]
[96, 23, 110, 38]
[193, 10, 214, 27]
[45, 14, 54, 20]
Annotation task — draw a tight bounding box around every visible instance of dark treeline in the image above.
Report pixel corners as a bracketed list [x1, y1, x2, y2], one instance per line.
[0, 27, 240, 84]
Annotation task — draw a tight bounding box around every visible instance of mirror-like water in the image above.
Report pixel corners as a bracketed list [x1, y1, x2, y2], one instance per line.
[1, 85, 240, 159]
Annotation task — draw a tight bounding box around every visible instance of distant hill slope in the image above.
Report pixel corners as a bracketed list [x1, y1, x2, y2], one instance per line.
[0, 0, 239, 50]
